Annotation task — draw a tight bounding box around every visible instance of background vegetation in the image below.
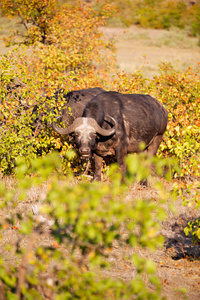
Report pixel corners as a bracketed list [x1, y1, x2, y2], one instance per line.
[0, 0, 199, 298]
[103, 0, 200, 38]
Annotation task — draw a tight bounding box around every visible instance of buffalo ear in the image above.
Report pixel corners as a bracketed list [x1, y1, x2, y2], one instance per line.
[68, 135, 74, 141]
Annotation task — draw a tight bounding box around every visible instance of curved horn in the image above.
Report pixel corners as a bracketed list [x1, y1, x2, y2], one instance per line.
[52, 117, 83, 135]
[92, 116, 117, 136]
[53, 116, 117, 137]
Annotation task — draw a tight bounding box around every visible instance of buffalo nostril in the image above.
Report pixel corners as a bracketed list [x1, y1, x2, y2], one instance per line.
[79, 147, 90, 154]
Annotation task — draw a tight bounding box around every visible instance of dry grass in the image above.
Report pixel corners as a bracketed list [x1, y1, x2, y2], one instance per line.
[1, 18, 199, 78]
[0, 16, 24, 54]
[102, 25, 200, 78]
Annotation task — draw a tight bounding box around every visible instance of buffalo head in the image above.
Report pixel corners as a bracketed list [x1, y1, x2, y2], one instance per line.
[52, 116, 117, 159]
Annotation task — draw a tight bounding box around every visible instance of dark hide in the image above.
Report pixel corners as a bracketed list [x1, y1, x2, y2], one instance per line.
[60, 87, 105, 127]
[83, 92, 168, 180]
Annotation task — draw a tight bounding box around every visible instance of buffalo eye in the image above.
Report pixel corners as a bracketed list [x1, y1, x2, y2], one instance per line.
[90, 132, 96, 139]
[74, 132, 80, 138]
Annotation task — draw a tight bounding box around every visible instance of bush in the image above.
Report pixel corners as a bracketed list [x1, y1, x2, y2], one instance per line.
[189, 4, 200, 44]
[0, 1, 116, 174]
[152, 63, 200, 178]
[1, 1, 199, 179]
[0, 152, 174, 299]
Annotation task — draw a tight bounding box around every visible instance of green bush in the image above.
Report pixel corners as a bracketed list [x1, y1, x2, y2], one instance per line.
[0, 0, 200, 252]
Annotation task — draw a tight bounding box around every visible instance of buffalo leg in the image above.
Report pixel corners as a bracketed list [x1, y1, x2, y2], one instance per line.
[147, 134, 164, 157]
[93, 153, 103, 181]
[139, 135, 164, 186]
[147, 134, 164, 179]
[116, 144, 128, 181]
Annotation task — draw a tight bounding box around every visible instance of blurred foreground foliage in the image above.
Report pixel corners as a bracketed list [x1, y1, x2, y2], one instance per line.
[0, 152, 176, 299]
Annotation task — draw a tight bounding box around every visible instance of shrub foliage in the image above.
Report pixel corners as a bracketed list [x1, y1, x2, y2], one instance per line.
[0, 0, 117, 174]
[0, 0, 199, 178]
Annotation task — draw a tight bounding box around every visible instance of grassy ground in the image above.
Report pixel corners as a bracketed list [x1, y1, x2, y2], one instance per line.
[1, 17, 199, 78]
[0, 16, 24, 54]
[102, 25, 200, 78]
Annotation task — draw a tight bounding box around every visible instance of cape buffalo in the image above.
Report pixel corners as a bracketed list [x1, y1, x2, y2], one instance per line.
[53, 91, 168, 181]
[31, 87, 105, 133]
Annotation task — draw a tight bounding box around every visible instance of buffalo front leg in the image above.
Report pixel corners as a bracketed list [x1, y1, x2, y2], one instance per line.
[116, 144, 128, 182]
[93, 153, 103, 181]
[147, 134, 164, 157]
[146, 134, 164, 178]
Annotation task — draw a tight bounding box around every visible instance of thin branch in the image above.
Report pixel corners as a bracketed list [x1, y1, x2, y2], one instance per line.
[17, 11, 29, 31]
[16, 230, 38, 299]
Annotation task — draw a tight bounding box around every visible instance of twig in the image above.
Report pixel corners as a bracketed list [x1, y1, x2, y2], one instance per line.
[83, 160, 91, 175]
[16, 230, 38, 299]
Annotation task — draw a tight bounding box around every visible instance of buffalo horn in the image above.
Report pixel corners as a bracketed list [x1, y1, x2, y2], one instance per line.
[52, 116, 117, 136]
[52, 117, 83, 135]
[93, 116, 117, 136]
